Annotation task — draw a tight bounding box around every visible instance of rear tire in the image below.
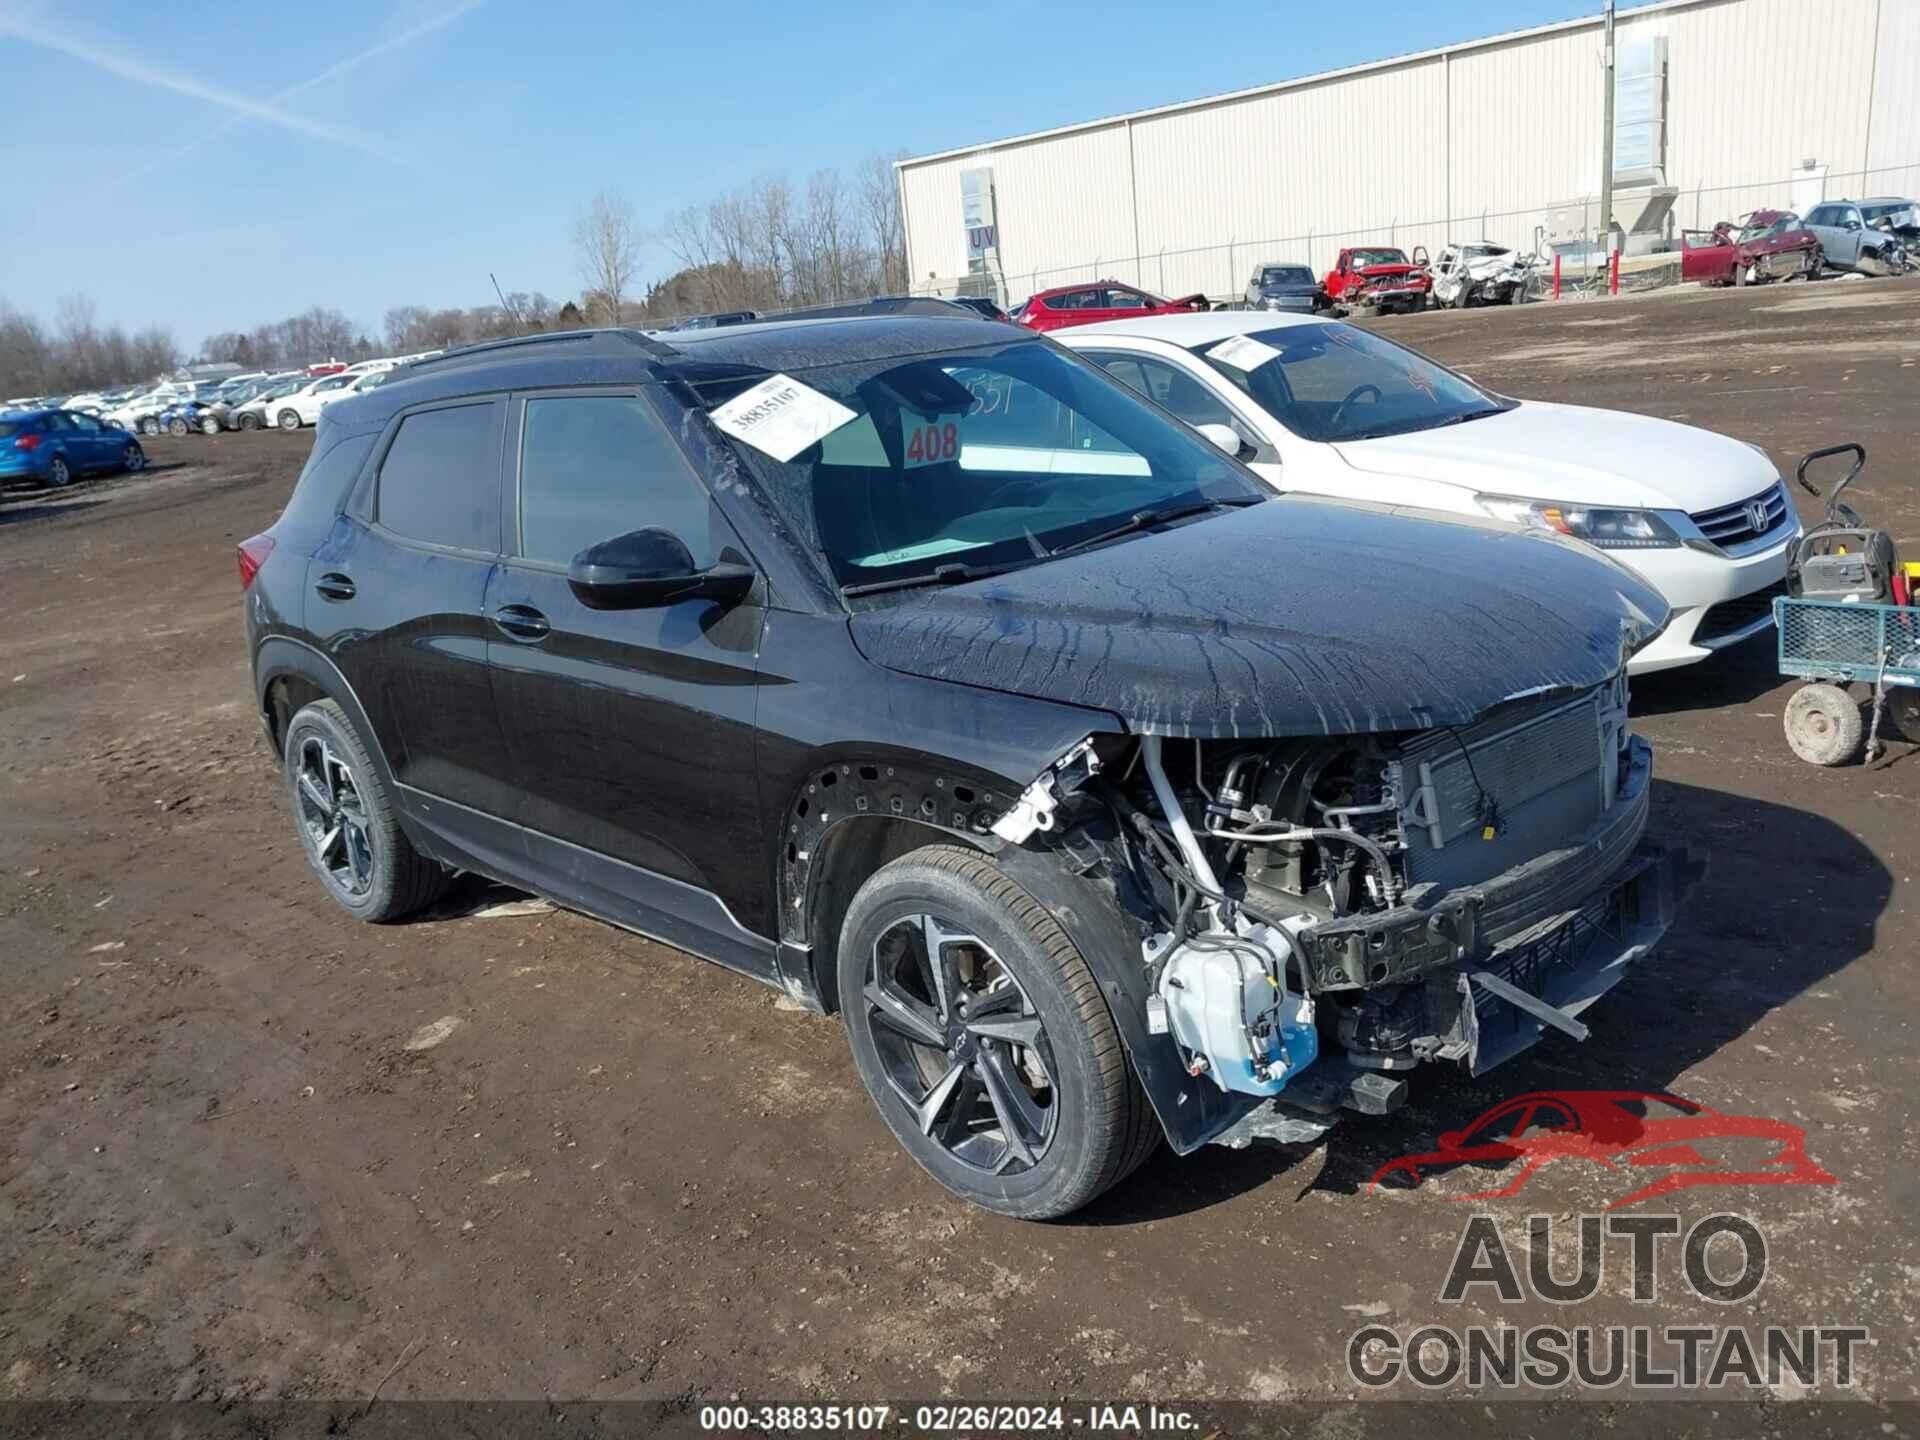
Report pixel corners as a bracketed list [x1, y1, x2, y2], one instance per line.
[47, 455, 71, 488]
[1784, 683, 1863, 766]
[282, 700, 452, 921]
[838, 845, 1159, 1219]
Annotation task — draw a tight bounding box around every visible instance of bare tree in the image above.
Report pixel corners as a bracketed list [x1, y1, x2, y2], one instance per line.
[859, 150, 910, 294]
[0, 295, 181, 395]
[573, 190, 640, 325]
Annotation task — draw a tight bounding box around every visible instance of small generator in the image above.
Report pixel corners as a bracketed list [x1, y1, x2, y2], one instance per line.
[1786, 443, 1900, 603]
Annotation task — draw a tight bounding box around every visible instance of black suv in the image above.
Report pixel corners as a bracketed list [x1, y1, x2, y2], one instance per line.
[243, 319, 1695, 1218]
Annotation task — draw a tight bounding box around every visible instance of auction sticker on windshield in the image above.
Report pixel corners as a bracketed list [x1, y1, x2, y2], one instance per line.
[902, 418, 960, 470]
[711, 373, 856, 462]
[1209, 333, 1284, 371]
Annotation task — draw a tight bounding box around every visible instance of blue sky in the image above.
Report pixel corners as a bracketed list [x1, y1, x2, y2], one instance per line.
[1, 0, 1594, 352]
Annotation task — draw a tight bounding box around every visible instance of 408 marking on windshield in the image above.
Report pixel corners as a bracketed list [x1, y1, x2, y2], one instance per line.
[904, 421, 960, 468]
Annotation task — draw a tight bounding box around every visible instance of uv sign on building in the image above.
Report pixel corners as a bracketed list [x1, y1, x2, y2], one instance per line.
[895, 0, 1919, 304]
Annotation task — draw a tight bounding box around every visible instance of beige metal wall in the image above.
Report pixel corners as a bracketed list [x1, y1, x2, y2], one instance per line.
[899, 0, 1914, 301]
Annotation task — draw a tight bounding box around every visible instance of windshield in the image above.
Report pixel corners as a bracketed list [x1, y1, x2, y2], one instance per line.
[1259, 266, 1313, 287]
[1348, 249, 1408, 268]
[1197, 323, 1512, 443]
[701, 338, 1265, 594]
[1863, 202, 1918, 225]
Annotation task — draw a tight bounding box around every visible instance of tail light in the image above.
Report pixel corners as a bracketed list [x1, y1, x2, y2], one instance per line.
[237, 534, 275, 590]
[13, 433, 42, 451]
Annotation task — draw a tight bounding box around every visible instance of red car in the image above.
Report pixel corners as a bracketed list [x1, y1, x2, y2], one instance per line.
[1322, 245, 1432, 314]
[1369, 1090, 1837, 1209]
[1680, 210, 1824, 286]
[1015, 280, 1210, 333]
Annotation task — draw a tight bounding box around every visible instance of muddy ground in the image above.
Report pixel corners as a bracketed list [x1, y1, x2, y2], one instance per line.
[3, 278, 1918, 1426]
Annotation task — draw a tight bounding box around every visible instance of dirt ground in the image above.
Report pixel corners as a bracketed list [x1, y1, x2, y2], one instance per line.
[4, 279, 1919, 1426]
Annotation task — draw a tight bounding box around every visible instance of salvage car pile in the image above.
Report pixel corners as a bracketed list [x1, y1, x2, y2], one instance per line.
[1003, 196, 1917, 331]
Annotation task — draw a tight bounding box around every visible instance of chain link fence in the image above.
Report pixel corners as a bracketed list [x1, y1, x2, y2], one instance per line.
[905, 160, 1920, 308]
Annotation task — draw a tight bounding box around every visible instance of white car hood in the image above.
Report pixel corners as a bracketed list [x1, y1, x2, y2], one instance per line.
[1332, 399, 1778, 511]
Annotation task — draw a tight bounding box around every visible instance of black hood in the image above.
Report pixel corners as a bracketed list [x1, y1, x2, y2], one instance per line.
[849, 497, 1667, 739]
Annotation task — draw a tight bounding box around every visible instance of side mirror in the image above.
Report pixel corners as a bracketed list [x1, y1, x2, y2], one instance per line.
[567, 527, 755, 610]
[1195, 422, 1241, 456]
[1412, 245, 1430, 267]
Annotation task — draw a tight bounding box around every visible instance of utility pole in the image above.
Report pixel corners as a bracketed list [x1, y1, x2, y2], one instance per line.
[1599, 0, 1616, 260]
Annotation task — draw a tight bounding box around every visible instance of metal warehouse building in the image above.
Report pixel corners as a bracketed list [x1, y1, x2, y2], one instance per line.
[896, 0, 1919, 304]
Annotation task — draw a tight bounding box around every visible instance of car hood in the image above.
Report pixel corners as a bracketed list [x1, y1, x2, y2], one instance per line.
[848, 497, 1665, 738]
[1333, 400, 1780, 511]
[1356, 264, 1421, 277]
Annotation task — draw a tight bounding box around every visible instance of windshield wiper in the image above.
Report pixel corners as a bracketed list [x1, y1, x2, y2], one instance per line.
[1430, 406, 1508, 429]
[1342, 407, 1509, 442]
[1047, 495, 1261, 560]
[840, 559, 1038, 598]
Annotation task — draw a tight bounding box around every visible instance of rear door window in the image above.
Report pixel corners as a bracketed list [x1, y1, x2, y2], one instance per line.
[514, 392, 720, 568]
[375, 401, 503, 553]
[1082, 352, 1236, 429]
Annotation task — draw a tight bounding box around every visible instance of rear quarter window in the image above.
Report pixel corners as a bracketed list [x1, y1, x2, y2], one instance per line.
[280, 429, 377, 538]
[375, 402, 503, 552]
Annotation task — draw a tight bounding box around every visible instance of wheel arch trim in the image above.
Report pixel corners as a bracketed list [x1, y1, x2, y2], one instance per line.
[253, 636, 397, 793]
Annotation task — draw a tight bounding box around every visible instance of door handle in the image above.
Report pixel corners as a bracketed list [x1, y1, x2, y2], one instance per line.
[492, 604, 550, 641]
[314, 571, 356, 601]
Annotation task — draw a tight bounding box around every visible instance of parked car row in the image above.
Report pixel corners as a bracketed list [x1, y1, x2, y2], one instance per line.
[92, 351, 444, 439]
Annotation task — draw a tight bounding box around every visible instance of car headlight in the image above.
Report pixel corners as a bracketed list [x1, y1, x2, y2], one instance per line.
[1475, 494, 1682, 549]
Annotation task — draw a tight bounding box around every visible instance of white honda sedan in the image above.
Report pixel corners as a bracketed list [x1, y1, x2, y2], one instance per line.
[1059, 311, 1797, 674]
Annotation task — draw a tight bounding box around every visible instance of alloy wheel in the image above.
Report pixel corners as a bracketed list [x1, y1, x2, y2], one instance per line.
[48, 456, 71, 487]
[123, 444, 145, 473]
[863, 914, 1056, 1175]
[294, 733, 376, 897]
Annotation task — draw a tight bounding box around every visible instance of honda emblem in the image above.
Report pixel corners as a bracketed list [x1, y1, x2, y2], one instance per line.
[1745, 500, 1771, 532]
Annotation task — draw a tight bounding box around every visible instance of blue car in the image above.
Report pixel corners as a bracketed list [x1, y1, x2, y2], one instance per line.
[157, 399, 223, 436]
[0, 407, 148, 490]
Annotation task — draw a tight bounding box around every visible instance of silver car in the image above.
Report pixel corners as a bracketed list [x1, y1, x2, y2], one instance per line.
[1242, 262, 1321, 312]
[1801, 199, 1911, 274]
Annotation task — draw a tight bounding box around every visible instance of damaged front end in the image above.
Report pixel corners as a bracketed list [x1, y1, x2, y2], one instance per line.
[988, 672, 1700, 1151]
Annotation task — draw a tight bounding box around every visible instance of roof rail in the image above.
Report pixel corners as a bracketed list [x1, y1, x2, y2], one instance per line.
[397, 327, 679, 376]
[756, 295, 977, 322]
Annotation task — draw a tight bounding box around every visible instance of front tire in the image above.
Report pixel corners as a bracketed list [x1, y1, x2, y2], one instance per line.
[121, 441, 145, 474]
[278, 408, 301, 431]
[282, 700, 452, 921]
[239, 412, 260, 431]
[838, 845, 1158, 1219]
[201, 414, 220, 436]
[167, 417, 188, 437]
